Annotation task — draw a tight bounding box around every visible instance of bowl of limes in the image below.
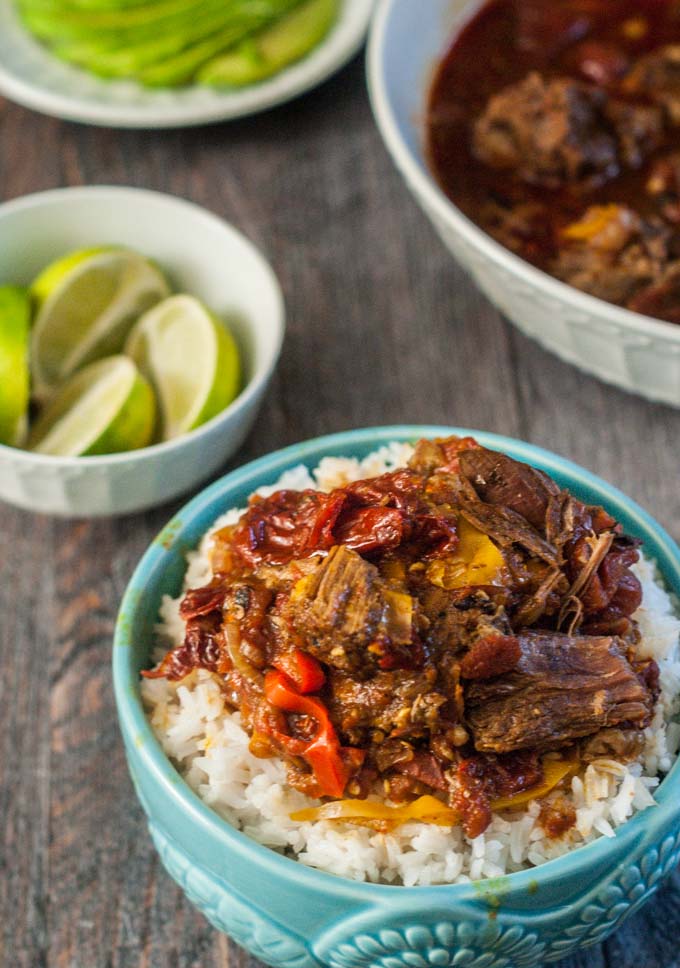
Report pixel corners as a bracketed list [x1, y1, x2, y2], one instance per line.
[0, 186, 284, 516]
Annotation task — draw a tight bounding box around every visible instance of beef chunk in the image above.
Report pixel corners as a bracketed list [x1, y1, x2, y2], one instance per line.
[647, 151, 680, 223]
[628, 262, 680, 322]
[580, 727, 645, 763]
[551, 204, 679, 305]
[458, 445, 604, 551]
[327, 668, 447, 742]
[417, 586, 523, 680]
[416, 584, 512, 656]
[552, 201, 680, 322]
[290, 545, 414, 674]
[473, 73, 617, 186]
[459, 447, 560, 531]
[473, 73, 662, 189]
[466, 631, 654, 753]
[624, 45, 680, 125]
[605, 99, 664, 169]
[476, 199, 553, 262]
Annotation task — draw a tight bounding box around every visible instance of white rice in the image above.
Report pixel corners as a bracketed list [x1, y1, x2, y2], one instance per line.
[142, 444, 680, 886]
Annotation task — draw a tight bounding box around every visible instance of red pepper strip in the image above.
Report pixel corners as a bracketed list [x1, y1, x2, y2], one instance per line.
[272, 649, 325, 693]
[264, 670, 361, 798]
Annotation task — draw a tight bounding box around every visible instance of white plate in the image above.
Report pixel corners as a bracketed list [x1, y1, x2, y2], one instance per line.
[0, 0, 373, 128]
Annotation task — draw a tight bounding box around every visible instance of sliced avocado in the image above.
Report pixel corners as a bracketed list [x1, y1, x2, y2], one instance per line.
[137, 0, 301, 86]
[52, 2, 241, 76]
[199, 0, 339, 87]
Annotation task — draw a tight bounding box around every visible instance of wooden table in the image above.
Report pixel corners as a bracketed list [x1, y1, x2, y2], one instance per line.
[2, 54, 680, 968]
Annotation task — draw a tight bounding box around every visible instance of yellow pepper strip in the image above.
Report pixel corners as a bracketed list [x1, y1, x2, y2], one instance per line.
[621, 16, 647, 40]
[291, 794, 459, 826]
[426, 517, 505, 590]
[490, 757, 576, 811]
[291, 755, 579, 826]
[562, 205, 621, 241]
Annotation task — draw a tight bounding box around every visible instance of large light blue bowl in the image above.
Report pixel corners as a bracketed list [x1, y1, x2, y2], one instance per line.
[113, 427, 680, 968]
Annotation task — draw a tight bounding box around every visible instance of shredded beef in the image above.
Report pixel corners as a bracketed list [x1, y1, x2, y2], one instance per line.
[290, 546, 393, 674]
[551, 203, 680, 309]
[624, 45, 680, 125]
[473, 72, 662, 189]
[646, 151, 680, 223]
[466, 631, 655, 753]
[326, 667, 448, 744]
[459, 447, 560, 532]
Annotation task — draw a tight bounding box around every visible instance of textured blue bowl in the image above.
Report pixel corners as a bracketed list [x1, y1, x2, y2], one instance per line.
[113, 427, 680, 968]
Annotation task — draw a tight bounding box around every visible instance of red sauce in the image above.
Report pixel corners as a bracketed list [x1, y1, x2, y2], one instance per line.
[538, 795, 577, 838]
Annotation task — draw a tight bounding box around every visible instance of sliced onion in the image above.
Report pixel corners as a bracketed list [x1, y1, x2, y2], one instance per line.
[225, 620, 263, 686]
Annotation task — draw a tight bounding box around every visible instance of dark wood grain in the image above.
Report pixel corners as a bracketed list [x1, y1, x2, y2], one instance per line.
[2, 52, 680, 968]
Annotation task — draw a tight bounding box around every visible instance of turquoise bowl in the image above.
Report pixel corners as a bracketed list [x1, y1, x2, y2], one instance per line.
[113, 426, 680, 968]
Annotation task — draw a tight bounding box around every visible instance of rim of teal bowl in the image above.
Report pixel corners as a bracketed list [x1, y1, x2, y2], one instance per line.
[113, 425, 680, 900]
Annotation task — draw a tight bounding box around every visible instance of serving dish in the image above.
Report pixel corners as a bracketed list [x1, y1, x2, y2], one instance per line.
[0, 187, 284, 517]
[367, 0, 680, 408]
[113, 425, 680, 968]
[0, 0, 373, 129]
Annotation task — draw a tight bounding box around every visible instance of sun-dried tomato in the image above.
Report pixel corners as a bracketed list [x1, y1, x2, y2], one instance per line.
[232, 489, 345, 567]
[229, 470, 459, 567]
[142, 613, 224, 681]
[453, 751, 543, 838]
[460, 633, 521, 679]
[333, 506, 405, 554]
[179, 582, 227, 620]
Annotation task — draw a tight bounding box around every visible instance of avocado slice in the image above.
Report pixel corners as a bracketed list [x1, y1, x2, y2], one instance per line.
[199, 0, 339, 86]
[51, 2, 245, 76]
[136, 0, 302, 86]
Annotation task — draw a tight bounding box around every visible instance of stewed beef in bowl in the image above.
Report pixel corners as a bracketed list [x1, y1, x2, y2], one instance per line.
[428, 0, 680, 323]
[369, 0, 680, 406]
[140, 433, 677, 879]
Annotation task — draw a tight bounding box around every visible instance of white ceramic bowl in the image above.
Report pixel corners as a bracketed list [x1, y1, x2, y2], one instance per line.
[0, 187, 285, 517]
[368, 0, 680, 408]
[0, 0, 374, 128]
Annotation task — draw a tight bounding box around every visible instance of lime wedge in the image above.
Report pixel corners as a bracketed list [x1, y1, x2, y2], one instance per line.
[28, 355, 155, 456]
[125, 294, 240, 440]
[31, 247, 170, 400]
[0, 286, 31, 447]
